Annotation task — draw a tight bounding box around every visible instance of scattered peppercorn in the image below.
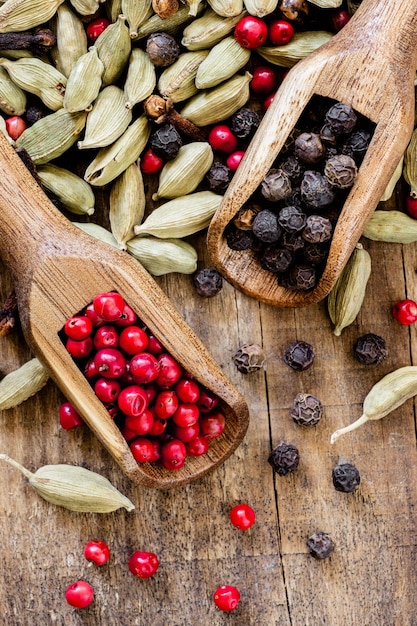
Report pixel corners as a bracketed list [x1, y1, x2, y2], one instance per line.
[206, 161, 232, 193]
[230, 107, 261, 140]
[332, 461, 361, 493]
[354, 333, 388, 365]
[145, 32, 180, 67]
[307, 531, 335, 559]
[283, 339, 315, 370]
[193, 268, 223, 297]
[290, 393, 322, 426]
[232, 343, 265, 374]
[149, 123, 182, 160]
[268, 441, 300, 475]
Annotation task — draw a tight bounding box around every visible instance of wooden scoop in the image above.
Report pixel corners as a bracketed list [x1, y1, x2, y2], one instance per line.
[207, 0, 417, 307]
[0, 132, 249, 489]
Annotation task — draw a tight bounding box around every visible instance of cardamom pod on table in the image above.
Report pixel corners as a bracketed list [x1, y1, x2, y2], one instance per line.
[158, 50, 208, 103]
[152, 141, 213, 200]
[94, 14, 131, 86]
[0, 57, 66, 111]
[362, 210, 417, 243]
[126, 236, 198, 275]
[136, 3, 200, 40]
[206, 0, 244, 17]
[124, 48, 156, 109]
[0, 0, 65, 33]
[122, 0, 153, 38]
[0, 65, 26, 116]
[242, 0, 278, 17]
[0, 358, 49, 410]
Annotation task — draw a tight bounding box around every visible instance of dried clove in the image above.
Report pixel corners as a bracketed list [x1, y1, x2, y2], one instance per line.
[144, 95, 206, 141]
[0, 29, 56, 53]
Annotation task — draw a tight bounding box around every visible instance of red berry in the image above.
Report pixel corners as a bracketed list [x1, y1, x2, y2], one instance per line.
[114, 302, 138, 327]
[94, 377, 121, 403]
[172, 403, 199, 428]
[65, 580, 94, 608]
[86, 17, 110, 43]
[250, 65, 278, 94]
[148, 416, 168, 437]
[143, 382, 158, 404]
[93, 348, 126, 378]
[148, 438, 162, 461]
[268, 19, 295, 45]
[147, 334, 165, 355]
[5, 115, 27, 140]
[129, 436, 154, 462]
[128, 551, 159, 578]
[118, 385, 149, 417]
[208, 125, 238, 153]
[197, 388, 219, 413]
[140, 148, 164, 175]
[119, 325, 149, 354]
[213, 585, 240, 611]
[160, 438, 187, 470]
[156, 353, 182, 387]
[175, 378, 201, 404]
[185, 435, 209, 456]
[84, 302, 105, 327]
[130, 352, 160, 384]
[84, 357, 99, 380]
[234, 16, 268, 49]
[263, 92, 276, 110]
[66, 336, 93, 359]
[171, 421, 200, 443]
[125, 409, 154, 435]
[229, 503, 256, 530]
[64, 315, 93, 340]
[405, 195, 417, 218]
[199, 411, 225, 438]
[330, 9, 350, 32]
[93, 324, 119, 350]
[154, 390, 179, 419]
[120, 422, 137, 442]
[59, 402, 83, 430]
[93, 292, 125, 322]
[226, 151, 245, 171]
[84, 540, 110, 566]
[105, 402, 119, 420]
[392, 299, 417, 325]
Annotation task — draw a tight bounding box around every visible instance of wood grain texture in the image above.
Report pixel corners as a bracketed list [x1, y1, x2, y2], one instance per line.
[207, 0, 417, 307]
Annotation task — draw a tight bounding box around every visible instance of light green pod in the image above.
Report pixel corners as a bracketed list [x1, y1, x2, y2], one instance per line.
[181, 7, 247, 50]
[0, 57, 66, 110]
[207, 0, 243, 16]
[78, 85, 132, 150]
[64, 46, 104, 113]
[158, 50, 209, 103]
[257, 31, 333, 68]
[0, 65, 26, 115]
[124, 48, 156, 109]
[52, 3, 88, 78]
[135, 3, 200, 39]
[195, 36, 250, 89]
[0, 0, 65, 33]
[109, 163, 146, 249]
[68, 0, 100, 15]
[121, 0, 153, 38]
[37, 164, 95, 215]
[153, 142, 213, 200]
[126, 236, 198, 275]
[73, 222, 119, 247]
[94, 14, 131, 86]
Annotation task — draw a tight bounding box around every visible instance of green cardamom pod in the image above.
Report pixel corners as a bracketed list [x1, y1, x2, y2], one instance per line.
[126, 235, 198, 275]
[15, 108, 87, 164]
[67, 0, 100, 15]
[94, 14, 131, 86]
[37, 164, 95, 215]
[78, 85, 132, 150]
[257, 31, 333, 68]
[134, 190, 222, 238]
[181, 7, 247, 50]
[158, 50, 208, 103]
[124, 48, 156, 109]
[73, 221, 119, 247]
[84, 114, 151, 186]
[207, 0, 243, 17]
[185, 0, 204, 16]
[106, 0, 123, 22]
[135, 3, 200, 39]
[51, 3, 88, 78]
[64, 46, 104, 113]
[327, 243, 371, 336]
[0, 64, 26, 115]
[180, 71, 252, 126]
[0, 57, 66, 111]
[109, 162, 146, 249]
[362, 210, 417, 243]
[0, 358, 49, 410]
[0, 0, 65, 33]
[242, 0, 278, 16]
[0, 454, 135, 513]
[153, 141, 213, 200]
[122, 0, 153, 38]
[195, 36, 251, 89]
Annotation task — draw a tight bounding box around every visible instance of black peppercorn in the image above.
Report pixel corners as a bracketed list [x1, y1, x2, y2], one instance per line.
[319, 123, 337, 146]
[232, 343, 266, 374]
[149, 123, 182, 160]
[278, 205, 307, 233]
[294, 132, 326, 165]
[252, 209, 281, 243]
[206, 161, 232, 193]
[341, 129, 371, 163]
[25, 104, 48, 125]
[324, 102, 357, 135]
[281, 231, 305, 253]
[283, 339, 315, 370]
[332, 461, 361, 493]
[324, 154, 358, 189]
[146, 32, 180, 67]
[307, 531, 335, 559]
[302, 214, 333, 243]
[290, 393, 322, 426]
[268, 441, 300, 475]
[303, 241, 329, 264]
[260, 245, 293, 273]
[193, 268, 223, 297]
[225, 225, 255, 251]
[230, 107, 260, 139]
[279, 155, 306, 185]
[300, 170, 335, 208]
[286, 264, 317, 290]
[354, 333, 388, 365]
[261, 168, 292, 202]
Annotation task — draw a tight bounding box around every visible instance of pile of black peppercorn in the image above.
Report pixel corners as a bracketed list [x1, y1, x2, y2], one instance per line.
[225, 95, 375, 291]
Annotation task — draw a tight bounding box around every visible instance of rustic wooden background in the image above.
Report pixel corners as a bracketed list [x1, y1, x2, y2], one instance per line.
[1, 182, 416, 625]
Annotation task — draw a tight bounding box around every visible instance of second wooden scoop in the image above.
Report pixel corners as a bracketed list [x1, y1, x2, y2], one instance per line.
[0, 133, 249, 489]
[207, 0, 417, 307]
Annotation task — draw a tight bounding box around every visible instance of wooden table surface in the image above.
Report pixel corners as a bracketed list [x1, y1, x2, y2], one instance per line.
[1, 185, 417, 626]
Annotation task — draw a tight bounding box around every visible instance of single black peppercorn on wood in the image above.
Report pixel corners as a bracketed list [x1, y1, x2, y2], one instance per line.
[354, 333, 387, 365]
[332, 461, 361, 493]
[307, 531, 335, 560]
[193, 268, 223, 297]
[283, 339, 315, 370]
[290, 393, 322, 426]
[268, 441, 300, 476]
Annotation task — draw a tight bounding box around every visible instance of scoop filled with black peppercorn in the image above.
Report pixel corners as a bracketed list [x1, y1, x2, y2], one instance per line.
[207, 0, 417, 307]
